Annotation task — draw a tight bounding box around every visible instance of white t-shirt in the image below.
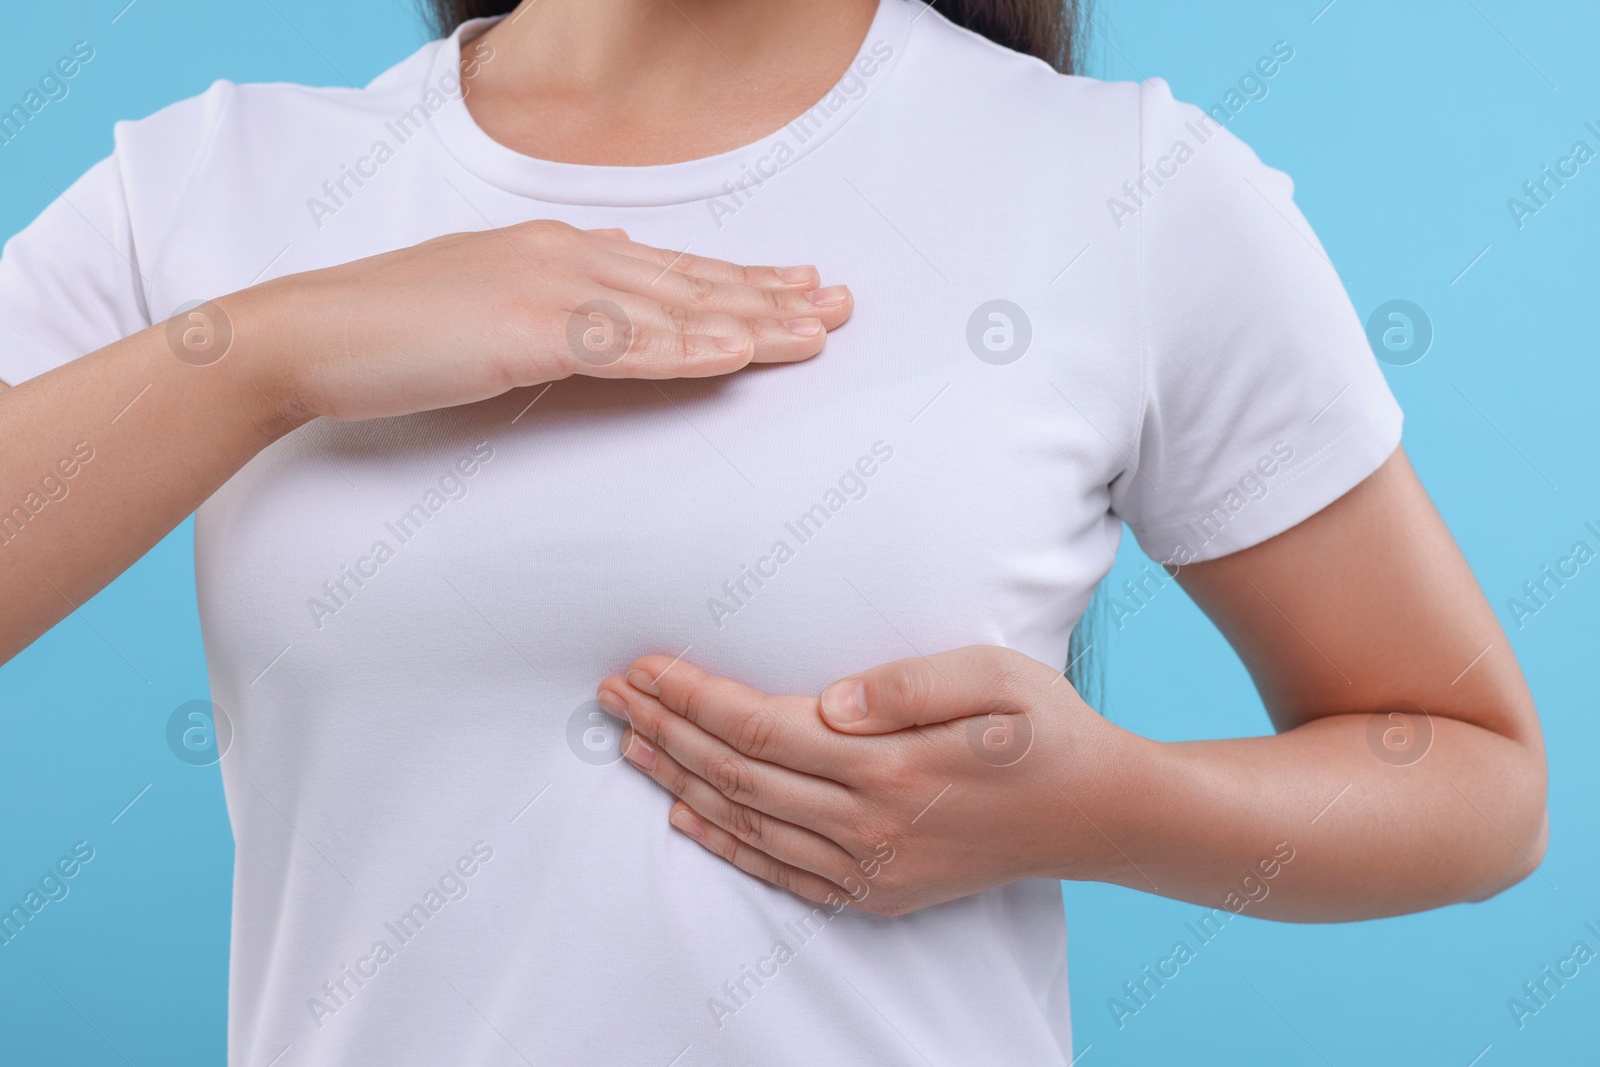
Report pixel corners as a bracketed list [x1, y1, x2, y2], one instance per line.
[0, 1, 1402, 1063]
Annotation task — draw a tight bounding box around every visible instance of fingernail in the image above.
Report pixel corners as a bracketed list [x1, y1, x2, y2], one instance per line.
[715, 333, 749, 354]
[776, 265, 816, 283]
[807, 285, 848, 307]
[820, 679, 867, 725]
[596, 689, 630, 723]
[785, 318, 822, 336]
[623, 732, 657, 772]
[625, 668, 661, 697]
[670, 808, 704, 840]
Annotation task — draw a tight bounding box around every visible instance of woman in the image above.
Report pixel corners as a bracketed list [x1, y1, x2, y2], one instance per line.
[0, 0, 1545, 1063]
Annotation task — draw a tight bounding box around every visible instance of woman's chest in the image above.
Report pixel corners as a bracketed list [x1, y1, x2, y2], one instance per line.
[194, 282, 1132, 707]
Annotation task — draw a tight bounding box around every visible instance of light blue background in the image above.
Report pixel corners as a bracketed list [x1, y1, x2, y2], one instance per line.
[1, 1, 1594, 1063]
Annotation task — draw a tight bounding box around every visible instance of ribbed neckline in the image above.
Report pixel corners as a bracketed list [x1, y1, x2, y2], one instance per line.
[426, 0, 916, 206]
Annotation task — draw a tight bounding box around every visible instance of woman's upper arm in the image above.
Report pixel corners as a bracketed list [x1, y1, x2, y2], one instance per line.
[1173, 446, 1538, 745]
[1097, 87, 1534, 741]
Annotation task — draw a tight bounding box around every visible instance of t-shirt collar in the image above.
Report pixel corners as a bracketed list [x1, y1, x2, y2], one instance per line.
[426, 0, 918, 206]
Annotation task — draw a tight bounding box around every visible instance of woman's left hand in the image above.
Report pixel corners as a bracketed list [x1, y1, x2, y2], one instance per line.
[595, 646, 1143, 916]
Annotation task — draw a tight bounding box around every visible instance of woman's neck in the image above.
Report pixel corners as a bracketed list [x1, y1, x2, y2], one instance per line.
[462, 0, 881, 166]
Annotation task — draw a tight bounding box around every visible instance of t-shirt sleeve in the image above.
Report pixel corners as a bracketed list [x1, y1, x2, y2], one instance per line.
[1108, 78, 1403, 567]
[0, 80, 237, 388]
[0, 151, 151, 386]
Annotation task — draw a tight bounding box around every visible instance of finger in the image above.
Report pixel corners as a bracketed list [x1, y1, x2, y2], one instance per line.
[591, 249, 853, 334]
[596, 314, 813, 378]
[664, 800, 863, 909]
[588, 234, 824, 291]
[818, 645, 1051, 735]
[586, 227, 630, 239]
[600, 682, 855, 824]
[619, 729, 865, 886]
[556, 287, 823, 379]
[621, 654, 858, 778]
[620, 303, 829, 371]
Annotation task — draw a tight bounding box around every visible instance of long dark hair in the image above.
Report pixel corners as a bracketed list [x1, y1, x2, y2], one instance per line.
[421, 0, 1104, 699]
[421, 0, 1090, 75]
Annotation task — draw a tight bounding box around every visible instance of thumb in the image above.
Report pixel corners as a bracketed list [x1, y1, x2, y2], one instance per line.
[818, 646, 1029, 735]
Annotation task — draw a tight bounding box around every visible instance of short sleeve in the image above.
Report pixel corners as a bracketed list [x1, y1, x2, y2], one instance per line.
[0, 152, 150, 386]
[1108, 78, 1403, 567]
[0, 80, 235, 387]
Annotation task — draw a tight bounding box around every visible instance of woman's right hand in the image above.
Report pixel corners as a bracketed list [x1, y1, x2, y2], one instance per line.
[236, 221, 853, 424]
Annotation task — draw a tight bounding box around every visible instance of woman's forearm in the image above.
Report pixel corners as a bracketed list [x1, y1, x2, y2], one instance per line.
[1075, 712, 1548, 922]
[601, 627, 1545, 921]
[0, 289, 304, 663]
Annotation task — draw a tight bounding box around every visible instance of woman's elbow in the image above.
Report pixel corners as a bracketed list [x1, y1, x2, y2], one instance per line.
[1465, 735, 1550, 903]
